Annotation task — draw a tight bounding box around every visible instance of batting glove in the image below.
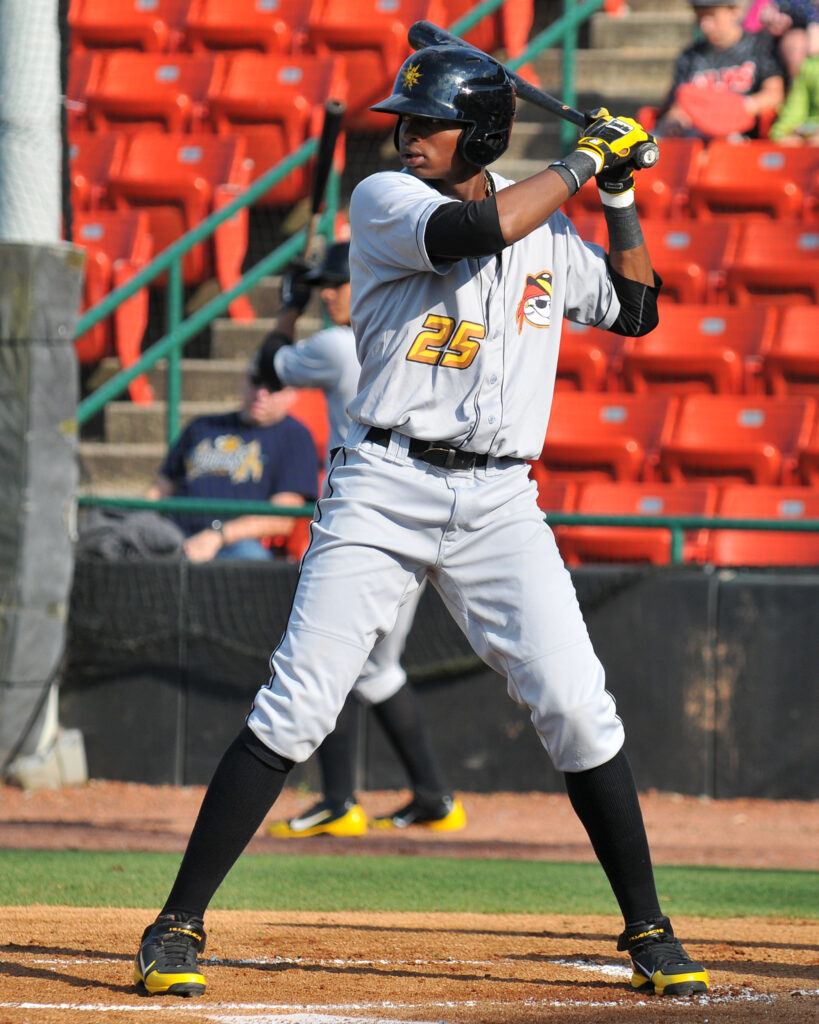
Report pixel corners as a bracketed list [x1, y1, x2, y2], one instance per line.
[577, 114, 652, 175]
[596, 164, 635, 204]
[281, 258, 313, 312]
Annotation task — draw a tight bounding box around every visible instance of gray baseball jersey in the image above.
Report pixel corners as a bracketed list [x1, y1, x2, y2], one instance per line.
[273, 323, 360, 460]
[348, 169, 621, 460]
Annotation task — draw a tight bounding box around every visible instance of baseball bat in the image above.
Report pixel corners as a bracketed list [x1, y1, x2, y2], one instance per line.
[407, 21, 659, 170]
[304, 98, 346, 264]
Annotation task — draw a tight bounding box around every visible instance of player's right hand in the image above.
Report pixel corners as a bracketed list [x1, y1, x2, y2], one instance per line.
[576, 114, 652, 175]
[281, 258, 313, 312]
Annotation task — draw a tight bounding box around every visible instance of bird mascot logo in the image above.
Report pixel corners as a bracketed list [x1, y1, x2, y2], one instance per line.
[516, 271, 553, 333]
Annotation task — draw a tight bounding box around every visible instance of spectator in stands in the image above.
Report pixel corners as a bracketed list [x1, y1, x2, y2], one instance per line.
[768, 49, 819, 139]
[751, 1, 819, 82]
[145, 357, 319, 562]
[654, 1, 786, 140]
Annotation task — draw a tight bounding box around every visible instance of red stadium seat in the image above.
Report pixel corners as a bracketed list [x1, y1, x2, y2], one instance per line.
[73, 209, 155, 404]
[288, 389, 330, 467]
[526, 469, 577, 515]
[726, 221, 819, 305]
[184, 0, 312, 53]
[640, 218, 741, 304]
[68, 131, 127, 211]
[305, 0, 447, 132]
[107, 133, 253, 317]
[707, 485, 819, 566]
[621, 304, 778, 395]
[797, 416, 819, 484]
[68, 0, 192, 52]
[763, 307, 819, 395]
[564, 137, 705, 221]
[689, 140, 819, 220]
[85, 52, 226, 134]
[65, 51, 108, 132]
[556, 481, 718, 565]
[207, 52, 347, 205]
[558, 319, 626, 392]
[538, 392, 680, 482]
[441, 0, 501, 54]
[660, 394, 817, 486]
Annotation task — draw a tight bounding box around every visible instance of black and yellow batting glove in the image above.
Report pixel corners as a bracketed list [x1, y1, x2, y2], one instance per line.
[577, 114, 651, 175]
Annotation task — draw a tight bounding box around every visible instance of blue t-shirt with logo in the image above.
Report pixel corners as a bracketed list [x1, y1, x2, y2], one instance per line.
[161, 411, 319, 536]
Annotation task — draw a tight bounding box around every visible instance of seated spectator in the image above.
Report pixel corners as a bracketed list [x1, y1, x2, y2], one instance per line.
[655, 1, 786, 140]
[768, 50, 819, 139]
[752, 1, 819, 83]
[145, 353, 319, 562]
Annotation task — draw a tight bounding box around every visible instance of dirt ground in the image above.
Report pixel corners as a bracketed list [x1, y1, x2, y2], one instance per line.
[1, 783, 818, 1024]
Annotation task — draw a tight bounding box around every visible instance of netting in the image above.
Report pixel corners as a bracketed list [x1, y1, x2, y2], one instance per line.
[0, 0, 62, 242]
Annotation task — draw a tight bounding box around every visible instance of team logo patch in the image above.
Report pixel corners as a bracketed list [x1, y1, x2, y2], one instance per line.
[401, 63, 422, 90]
[516, 271, 553, 333]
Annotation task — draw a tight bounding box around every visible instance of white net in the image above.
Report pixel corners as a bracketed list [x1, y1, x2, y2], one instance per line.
[0, 0, 61, 242]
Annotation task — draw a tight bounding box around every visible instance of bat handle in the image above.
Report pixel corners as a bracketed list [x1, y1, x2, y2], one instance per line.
[633, 140, 660, 169]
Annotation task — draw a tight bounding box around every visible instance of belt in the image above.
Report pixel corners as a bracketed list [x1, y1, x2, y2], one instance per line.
[365, 427, 490, 471]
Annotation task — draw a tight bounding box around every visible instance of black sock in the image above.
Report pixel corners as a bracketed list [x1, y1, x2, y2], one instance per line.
[372, 683, 450, 807]
[563, 748, 662, 926]
[318, 693, 359, 807]
[163, 725, 292, 920]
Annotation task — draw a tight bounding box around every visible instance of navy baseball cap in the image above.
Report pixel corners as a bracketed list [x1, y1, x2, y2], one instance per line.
[306, 242, 350, 286]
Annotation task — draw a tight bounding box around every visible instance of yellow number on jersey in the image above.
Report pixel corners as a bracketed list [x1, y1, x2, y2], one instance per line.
[406, 316, 485, 370]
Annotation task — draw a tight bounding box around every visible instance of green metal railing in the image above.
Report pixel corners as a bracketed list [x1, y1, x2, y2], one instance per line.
[73, 1, 819, 566]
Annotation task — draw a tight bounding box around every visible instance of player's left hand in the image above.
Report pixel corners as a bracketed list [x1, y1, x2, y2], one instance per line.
[596, 164, 635, 199]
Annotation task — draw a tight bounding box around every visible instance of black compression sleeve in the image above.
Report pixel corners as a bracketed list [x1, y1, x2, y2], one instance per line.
[424, 195, 505, 261]
[606, 265, 662, 337]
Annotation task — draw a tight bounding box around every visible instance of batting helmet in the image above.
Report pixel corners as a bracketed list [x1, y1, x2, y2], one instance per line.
[306, 241, 349, 286]
[370, 44, 516, 167]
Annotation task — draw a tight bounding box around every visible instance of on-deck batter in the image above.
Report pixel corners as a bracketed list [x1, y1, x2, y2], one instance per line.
[133, 42, 710, 1001]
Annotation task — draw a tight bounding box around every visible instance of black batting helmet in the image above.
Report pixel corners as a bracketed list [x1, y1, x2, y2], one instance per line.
[306, 241, 349, 285]
[370, 44, 516, 167]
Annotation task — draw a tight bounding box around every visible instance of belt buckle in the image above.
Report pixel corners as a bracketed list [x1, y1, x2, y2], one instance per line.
[419, 443, 468, 470]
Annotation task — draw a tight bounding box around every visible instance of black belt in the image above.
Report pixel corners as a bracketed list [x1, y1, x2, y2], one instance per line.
[365, 427, 490, 470]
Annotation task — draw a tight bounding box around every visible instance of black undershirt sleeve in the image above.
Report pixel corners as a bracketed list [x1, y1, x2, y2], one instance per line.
[606, 264, 662, 337]
[424, 195, 506, 261]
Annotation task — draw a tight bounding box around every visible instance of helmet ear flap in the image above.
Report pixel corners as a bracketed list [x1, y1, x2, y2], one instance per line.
[392, 116, 402, 153]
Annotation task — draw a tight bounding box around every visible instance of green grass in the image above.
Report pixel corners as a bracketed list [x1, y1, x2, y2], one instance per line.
[1, 850, 816, 918]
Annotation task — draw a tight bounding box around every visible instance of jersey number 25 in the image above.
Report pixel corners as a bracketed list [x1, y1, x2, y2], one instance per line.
[406, 315, 484, 370]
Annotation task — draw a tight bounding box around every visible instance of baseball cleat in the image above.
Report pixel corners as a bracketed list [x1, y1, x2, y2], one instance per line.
[371, 795, 466, 832]
[134, 913, 207, 997]
[266, 799, 368, 838]
[618, 916, 709, 996]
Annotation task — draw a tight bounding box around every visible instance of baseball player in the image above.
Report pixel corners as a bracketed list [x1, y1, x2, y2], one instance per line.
[258, 241, 466, 836]
[134, 44, 710, 1000]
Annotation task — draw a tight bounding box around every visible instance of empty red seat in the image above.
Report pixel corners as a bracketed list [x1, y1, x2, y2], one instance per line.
[763, 307, 819, 395]
[539, 393, 680, 482]
[660, 394, 817, 486]
[68, 131, 127, 211]
[557, 481, 718, 565]
[689, 140, 819, 220]
[73, 209, 155, 404]
[207, 52, 347, 204]
[797, 416, 819, 484]
[65, 51, 108, 132]
[184, 0, 311, 53]
[708, 484, 819, 566]
[526, 469, 577, 515]
[558, 319, 625, 392]
[305, 0, 447, 132]
[621, 304, 778, 395]
[68, 0, 192, 52]
[564, 137, 705, 221]
[288, 388, 330, 467]
[641, 218, 741, 304]
[726, 221, 819, 305]
[107, 132, 252, 317]
[85, 52, 226, 134]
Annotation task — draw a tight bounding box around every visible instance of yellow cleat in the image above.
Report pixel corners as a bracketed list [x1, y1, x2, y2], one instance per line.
[371, 795, 466, 832]
[134, 915, 207, 997]
[266, 800, 368, 838]
[619, 917, 709, 997]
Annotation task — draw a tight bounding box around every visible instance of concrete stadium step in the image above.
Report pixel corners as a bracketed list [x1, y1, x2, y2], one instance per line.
[104, 400, 235, 444]
[532, 47, 678, 100]
[91, 356, 247, 403]
[79, 441, 164, 492]
[589, 9, 695, 51]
